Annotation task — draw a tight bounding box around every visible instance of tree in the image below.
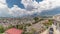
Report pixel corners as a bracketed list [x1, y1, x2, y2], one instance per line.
[6, 24, 14, 30]
[0, 25, 5, 33]
[34, 17, 39, 22]
[33, 17, 39, 24]
[48, 19, 53, 25]
[43, 19, 53, 29]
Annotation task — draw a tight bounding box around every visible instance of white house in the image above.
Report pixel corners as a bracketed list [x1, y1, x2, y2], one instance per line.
[53, 14, 60, 21]
[53, 14, 60, 30]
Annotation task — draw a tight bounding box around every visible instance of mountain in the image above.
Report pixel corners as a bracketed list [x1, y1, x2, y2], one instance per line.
[40, 7, 60, 16]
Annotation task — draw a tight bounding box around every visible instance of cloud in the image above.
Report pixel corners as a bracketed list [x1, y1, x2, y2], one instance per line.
[0, 0, 7, 8]
[0, 0, 10, 17]
[0, 0, 60, 17]
[0, 0, 38, 17]
[10, 5, 38, 17]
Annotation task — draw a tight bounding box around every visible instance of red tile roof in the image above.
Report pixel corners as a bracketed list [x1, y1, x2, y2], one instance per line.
[5, 28, 23, 34]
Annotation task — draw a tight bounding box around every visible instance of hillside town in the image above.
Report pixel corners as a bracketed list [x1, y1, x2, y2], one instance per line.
[0, 0, 60, 34]
[0, 15, 53, 34]
[0, 15, 59, 34]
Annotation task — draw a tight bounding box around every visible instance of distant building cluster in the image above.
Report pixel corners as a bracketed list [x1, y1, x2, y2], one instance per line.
[0, 18, 35, 28]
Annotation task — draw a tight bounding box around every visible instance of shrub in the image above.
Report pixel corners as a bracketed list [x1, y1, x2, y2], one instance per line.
[0, 25, 5, 33]
[34, 17, 39, 22]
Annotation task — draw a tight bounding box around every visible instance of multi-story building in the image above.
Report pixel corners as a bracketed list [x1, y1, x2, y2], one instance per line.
[53, 14, 60, 30]
[53, 14, 60, 21]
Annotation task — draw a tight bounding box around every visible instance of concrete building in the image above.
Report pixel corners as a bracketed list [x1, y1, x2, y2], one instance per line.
[53, 14, 60, 30]
[53, 14, 60, 21]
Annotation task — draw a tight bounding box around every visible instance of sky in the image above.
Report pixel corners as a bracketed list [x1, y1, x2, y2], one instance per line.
[6, 0, 25, 8]
[6, 0, 43, 8]
[0, 0, 60, 17]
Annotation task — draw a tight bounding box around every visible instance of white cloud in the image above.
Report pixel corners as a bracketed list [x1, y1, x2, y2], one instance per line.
[10, 5, 38, 17]
[0, 0, 60, 17]
[22, 0, 60, 10]
[0, 0, 10, 17]
[0, 0, 39, 17]
[0, 0, 7, 8]
[21, 0, 60, 16]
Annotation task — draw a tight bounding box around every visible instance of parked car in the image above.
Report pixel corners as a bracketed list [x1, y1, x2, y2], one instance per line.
[49, 28, 54, 34]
